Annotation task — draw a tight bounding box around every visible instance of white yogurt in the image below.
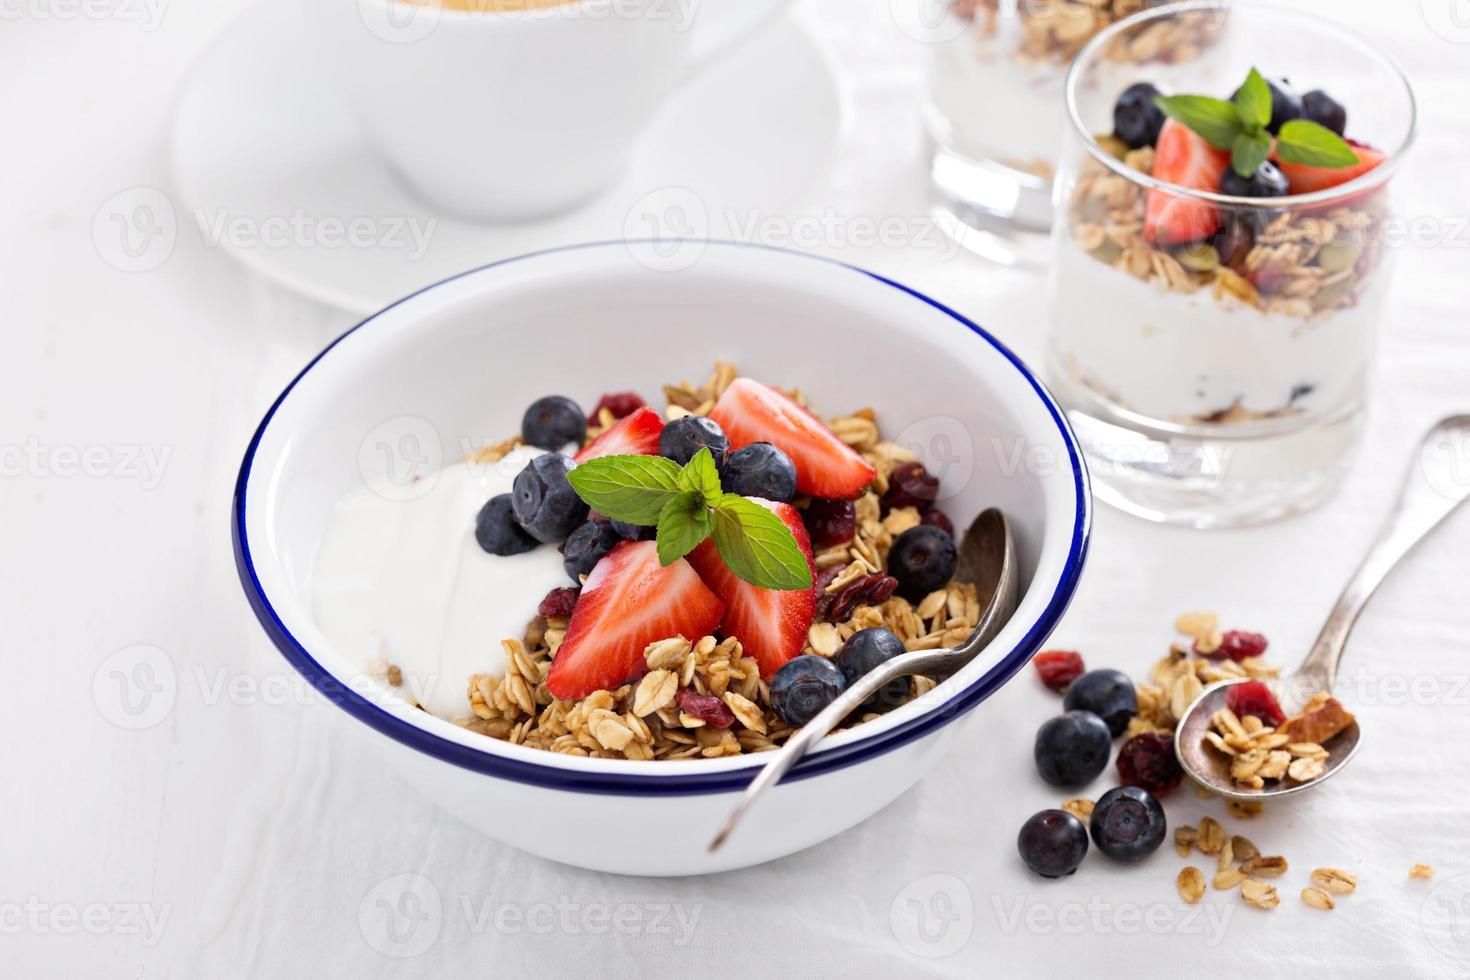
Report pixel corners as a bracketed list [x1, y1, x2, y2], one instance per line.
[1048, 240, 1379, 423]
[310, 446, 568, 720]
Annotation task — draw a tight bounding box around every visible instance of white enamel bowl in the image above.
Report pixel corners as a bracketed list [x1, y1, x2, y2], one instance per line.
[233, 241, 1092, 876]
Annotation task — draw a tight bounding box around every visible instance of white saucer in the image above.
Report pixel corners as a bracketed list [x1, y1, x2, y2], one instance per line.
[168, 1, 848, 314]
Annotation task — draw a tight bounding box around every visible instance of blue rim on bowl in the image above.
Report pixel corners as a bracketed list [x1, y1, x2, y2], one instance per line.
[233, 241, 1093, 796]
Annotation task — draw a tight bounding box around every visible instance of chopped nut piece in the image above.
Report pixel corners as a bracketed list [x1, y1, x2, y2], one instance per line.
[1240, 878, 1280, 910]
[1177, 867, 1206, 904]
[1062, 798, 1094, 822]
[1301, 887, 1335, 911]
[1279, 695, 1355, 745]
[1311, 868, 1357, 894]
[1411, 864, 1436, 880]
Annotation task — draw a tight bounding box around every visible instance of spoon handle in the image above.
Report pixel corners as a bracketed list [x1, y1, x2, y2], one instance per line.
[706, 647, 953, 853]
[1297, 416, 1470, 691]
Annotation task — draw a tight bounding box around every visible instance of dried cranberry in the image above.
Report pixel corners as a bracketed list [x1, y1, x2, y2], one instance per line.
[803, 498, 856, 549]
[586, 391, 646, 424]
[1033, 650, 1086, 693]
[920, 506, 954, 537]
[1218, 630, 1269, 662]
[1116, 732, 1184, 797]
[881, 462, 941, 513]
[1225, 680, 1286, 727]
[675, 688, 735, 728]
[537, 587, 580, 619]
[819, 574, 899, 623]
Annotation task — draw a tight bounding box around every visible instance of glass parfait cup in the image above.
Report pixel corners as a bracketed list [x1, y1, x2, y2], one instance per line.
[1044, 0, 1415, 528]
[924, 0, 1190, 260]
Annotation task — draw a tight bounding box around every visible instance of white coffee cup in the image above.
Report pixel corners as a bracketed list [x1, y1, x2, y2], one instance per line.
[301, 0, 795, 221]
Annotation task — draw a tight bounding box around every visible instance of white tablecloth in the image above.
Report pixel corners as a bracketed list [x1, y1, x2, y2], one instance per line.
[5, 0, 1469, 975]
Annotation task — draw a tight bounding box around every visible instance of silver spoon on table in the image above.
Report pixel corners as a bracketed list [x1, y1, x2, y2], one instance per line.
[1175, 415, 1470, 801]
[709, 507, 1020, 852]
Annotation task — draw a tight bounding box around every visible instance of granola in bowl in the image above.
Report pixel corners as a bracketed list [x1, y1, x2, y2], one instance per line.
[341, 364, 986, 761]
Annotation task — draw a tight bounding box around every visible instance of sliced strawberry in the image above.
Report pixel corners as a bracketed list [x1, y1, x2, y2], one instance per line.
[573, 405, 664, 463]
[1277, 143, 1387, 195]
[547, 541, 723, 700]
[708, 378, 876, 499]
[686, 499, 816, 678]
[1144, 120, 1231, 246]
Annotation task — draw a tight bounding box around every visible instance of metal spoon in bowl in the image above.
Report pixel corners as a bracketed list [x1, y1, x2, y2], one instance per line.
[709, 508, 1020, 852]
[1175, 415, 1470, 801]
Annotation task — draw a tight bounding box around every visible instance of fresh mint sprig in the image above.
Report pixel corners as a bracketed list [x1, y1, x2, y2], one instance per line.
[1153, 67, 1358, 179]
[566, 448, 813, 591]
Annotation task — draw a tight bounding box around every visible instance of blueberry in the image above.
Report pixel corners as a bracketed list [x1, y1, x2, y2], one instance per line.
[887, 525, 958, 601]
[562, 520, 621, 582]
[1219, 160, 1289, 199]
[722, 442, 797, 501]
[610, 519, 656, 541]
[521, 395, 587, 451]
[1034, 710, 1112, 788]
[833, 628, 909, 713]
[511, 453, 588, 543]
[1089, 785, 1167, 862]
[1301, 88, 1347, 136]
[474, 494, 538, 556]
[770, 655, 846, 726]
[1062, 669, 1137, 737]
[1113, 81, 1166, 149]
[1234, 76, 1301, 134]
[1017, 809, 1090, 878]
[658, 415, 730, 467]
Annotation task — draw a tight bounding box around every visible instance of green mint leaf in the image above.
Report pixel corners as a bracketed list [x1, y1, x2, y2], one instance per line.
[1232, 68, 1272, 132]
[1230, 130, 1272, 179]
[676, 447, 723, 506]
[1153, 94, 1244, 150]
[709, 494, 813, 591]
[565, 454, 682, 525]
[654, 491, 713, 566]
[1275, 119, 1360, 168]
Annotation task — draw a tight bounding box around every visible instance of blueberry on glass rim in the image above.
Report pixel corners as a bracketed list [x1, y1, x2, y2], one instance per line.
[511, 453, 588, 543]
[1018, 809, 1090, 878]
[658, 415, 730, 468]
[521, 395, 587, 450]
[1113, 81, 1167, 149]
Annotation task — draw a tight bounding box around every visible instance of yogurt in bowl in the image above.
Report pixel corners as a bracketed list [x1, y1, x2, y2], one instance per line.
[233, 242, 1091, 875]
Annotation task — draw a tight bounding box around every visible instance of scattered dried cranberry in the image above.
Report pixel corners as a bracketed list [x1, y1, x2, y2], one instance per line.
[1218, 630, 1269, 662]
[920, 506, 954, 537]
[881, 462, 941, 513]
[1033, 650, 1086, 693]
[537, 587, 580, 619]
[803, 498, 856, 549]
[819, 574, 899, 623]
[586, 391, 646, 424]
[1225, 680, 1286, 727]
[1116, 732, 1184, 797]
[675, 688, 735, 728]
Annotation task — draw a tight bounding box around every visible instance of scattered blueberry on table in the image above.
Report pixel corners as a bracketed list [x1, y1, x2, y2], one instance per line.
[1017, 809, 1090, 878]
[1062, 669, 1138, 738]
[1089, 786, 1167, 862]
[1034, 710, 1113, 788]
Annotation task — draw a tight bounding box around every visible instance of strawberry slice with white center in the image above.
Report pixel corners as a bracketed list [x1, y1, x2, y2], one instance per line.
[708, 378, 877, 500]
[686, 499, 816, 678]
[1277, 143, 1386, 195]
[547, 541, 724, 700]
[573, 405, 664, 463]
[1144, 120, 1231, 247]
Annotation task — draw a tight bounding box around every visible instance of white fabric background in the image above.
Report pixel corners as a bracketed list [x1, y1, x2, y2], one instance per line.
[3, 0, 1469, 975]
